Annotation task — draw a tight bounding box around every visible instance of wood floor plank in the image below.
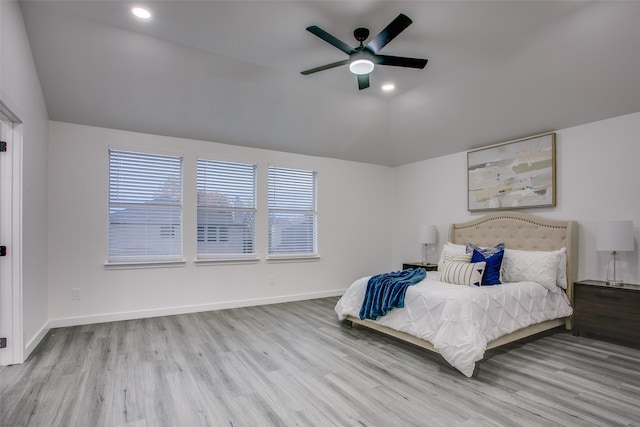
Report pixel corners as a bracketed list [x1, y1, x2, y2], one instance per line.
[2, 296, 640, 426]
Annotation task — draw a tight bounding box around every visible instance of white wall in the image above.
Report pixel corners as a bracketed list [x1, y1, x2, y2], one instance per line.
[392, 112, 640, 285]
[48, 122, 392, 325]
[48, 113, 640, 325]
[0, 1, 50, 357]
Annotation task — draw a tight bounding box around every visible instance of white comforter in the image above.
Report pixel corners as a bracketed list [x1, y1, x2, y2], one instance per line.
[334, 272, 573, 377]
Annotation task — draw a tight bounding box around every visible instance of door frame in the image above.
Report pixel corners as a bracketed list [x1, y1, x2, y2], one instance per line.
[0, 101, 23, 366]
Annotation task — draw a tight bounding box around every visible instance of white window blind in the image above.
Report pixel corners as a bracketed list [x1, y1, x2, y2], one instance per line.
[197, 159, 256, 259]
[268, 166, 317, 255]
[109, 150, 183, 263]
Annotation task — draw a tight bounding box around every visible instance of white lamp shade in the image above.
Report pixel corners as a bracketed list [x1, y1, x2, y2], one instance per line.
[419, 224, 437, 244]
[596, 220, 634, 252]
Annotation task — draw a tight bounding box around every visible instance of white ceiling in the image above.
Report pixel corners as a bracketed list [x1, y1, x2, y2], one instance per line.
[19, 0, 640, 166]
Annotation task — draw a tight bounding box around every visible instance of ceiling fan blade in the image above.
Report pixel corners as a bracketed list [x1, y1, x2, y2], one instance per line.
[301, 59, 350, 75]
[357, 74, 370, 90]
[376, 55, 428, 69]
[366, 13, 413, 54]
[306, 26, 355, 55]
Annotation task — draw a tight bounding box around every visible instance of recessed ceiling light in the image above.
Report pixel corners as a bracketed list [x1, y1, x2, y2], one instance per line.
[382, 84, 395, 92]
[132, 7, 151, 20]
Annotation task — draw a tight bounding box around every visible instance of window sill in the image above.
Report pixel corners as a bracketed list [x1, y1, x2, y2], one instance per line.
[266, 255, 321, 263]
[195, 257, 260, 266]
[104, 260, 186, 270]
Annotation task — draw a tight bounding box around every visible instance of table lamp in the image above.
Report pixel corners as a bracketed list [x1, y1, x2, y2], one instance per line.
[419, 224, 437, 265]
[596, 220, 634, 286]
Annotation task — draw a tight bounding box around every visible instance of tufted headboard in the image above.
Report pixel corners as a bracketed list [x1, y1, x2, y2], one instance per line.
[448, 212, 577, 303]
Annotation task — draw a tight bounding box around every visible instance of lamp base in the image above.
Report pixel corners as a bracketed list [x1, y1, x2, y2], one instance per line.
[605, 251, 624, 287]
[423, 244, 428, 265]
[605, 280, 624, 287]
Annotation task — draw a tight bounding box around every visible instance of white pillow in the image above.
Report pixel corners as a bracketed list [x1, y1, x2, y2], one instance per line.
[502, 248, 562, 291]
[438, 242, 467, 272]
[441, 261, 486, 286]
[444, 251, 473, 263]
[556, 248, 567, 289]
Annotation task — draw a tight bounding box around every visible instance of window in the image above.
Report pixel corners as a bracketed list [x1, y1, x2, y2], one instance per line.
[268, 166, 317, 256]
[197, 225, 229, 243]
[108, 150, 183, 263]
[197, 159, 256, 259]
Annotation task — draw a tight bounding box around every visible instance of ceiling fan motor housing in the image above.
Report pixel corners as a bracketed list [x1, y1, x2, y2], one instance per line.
[353, 28, 370, 44]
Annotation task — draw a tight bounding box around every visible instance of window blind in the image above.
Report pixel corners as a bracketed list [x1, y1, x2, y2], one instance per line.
[197, 159, 256, 258]
[109, 150, 183, 262]
[268, 166, 317, 255]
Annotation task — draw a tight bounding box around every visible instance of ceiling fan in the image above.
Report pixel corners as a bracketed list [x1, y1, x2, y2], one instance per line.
[301, 13, 428, 90]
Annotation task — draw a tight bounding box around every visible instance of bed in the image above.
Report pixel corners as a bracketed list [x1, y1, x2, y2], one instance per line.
[335, 212, 577, 377]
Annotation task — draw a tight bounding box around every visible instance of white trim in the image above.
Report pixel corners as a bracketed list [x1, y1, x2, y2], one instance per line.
[194, 257, 260, 266]
[267, 255, 321, 263]
[266, 159, 317, 173]
[24, 323, 49, 360]
[104, 260, 186, 270]
[0, 100, 22, 124]
[108, 144, 184, 159]
[48, 289, 346, 328]
[11, 122, 23, 363]
[197, 155, 257, 168]
[0, 115, 23, 366]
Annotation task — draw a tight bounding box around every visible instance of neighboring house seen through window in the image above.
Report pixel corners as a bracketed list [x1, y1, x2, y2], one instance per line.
[268, 166, 317, 256]
[197, 159, 257, 259]
[108, 150, 183, 263]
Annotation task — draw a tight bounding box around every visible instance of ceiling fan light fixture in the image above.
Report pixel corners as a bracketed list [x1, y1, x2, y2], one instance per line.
[349, 59, 374, 75]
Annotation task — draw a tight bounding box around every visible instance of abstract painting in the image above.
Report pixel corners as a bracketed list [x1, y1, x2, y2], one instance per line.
[467, 132, 556, 211]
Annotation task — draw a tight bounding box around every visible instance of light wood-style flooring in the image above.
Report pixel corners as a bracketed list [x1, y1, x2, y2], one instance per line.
[1, 297, 639, 426]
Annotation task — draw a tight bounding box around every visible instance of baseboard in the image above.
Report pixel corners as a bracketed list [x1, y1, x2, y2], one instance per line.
[48, 289, 346, 329]
[23, 322, 51, 362]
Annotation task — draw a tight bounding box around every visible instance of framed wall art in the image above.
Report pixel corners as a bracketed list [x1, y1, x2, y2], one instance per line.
[467, 132, 556, 211]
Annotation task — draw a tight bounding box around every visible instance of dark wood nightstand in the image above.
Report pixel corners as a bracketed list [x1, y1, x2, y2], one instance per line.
[573, 280, 640, 348]
[402, 262, 438, 271]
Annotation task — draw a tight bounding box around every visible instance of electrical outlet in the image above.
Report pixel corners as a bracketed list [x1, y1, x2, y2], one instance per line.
[71, 288, 81, 300]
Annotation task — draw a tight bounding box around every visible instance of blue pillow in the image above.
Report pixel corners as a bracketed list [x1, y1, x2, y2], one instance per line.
[467, 243, 504, 286]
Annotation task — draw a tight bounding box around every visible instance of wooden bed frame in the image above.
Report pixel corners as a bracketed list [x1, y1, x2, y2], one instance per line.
[346, 211, 577, 354]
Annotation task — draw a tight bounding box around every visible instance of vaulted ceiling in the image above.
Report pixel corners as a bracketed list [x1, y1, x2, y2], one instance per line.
[19, 1, 640, 166]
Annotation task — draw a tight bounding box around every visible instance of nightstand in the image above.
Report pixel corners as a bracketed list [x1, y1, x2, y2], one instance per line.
[402, 262, 438, 271]
[573, 280, 640, 348]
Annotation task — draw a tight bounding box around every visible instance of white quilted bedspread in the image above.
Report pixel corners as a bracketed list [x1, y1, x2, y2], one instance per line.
[334, 272, 573, 377]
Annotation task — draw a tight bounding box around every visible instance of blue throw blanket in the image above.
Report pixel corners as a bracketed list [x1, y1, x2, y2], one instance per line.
[359, 268, 426, 320]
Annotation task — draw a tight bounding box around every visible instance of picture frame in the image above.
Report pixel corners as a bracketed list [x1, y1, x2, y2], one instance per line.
[467, 132, 556, 211]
